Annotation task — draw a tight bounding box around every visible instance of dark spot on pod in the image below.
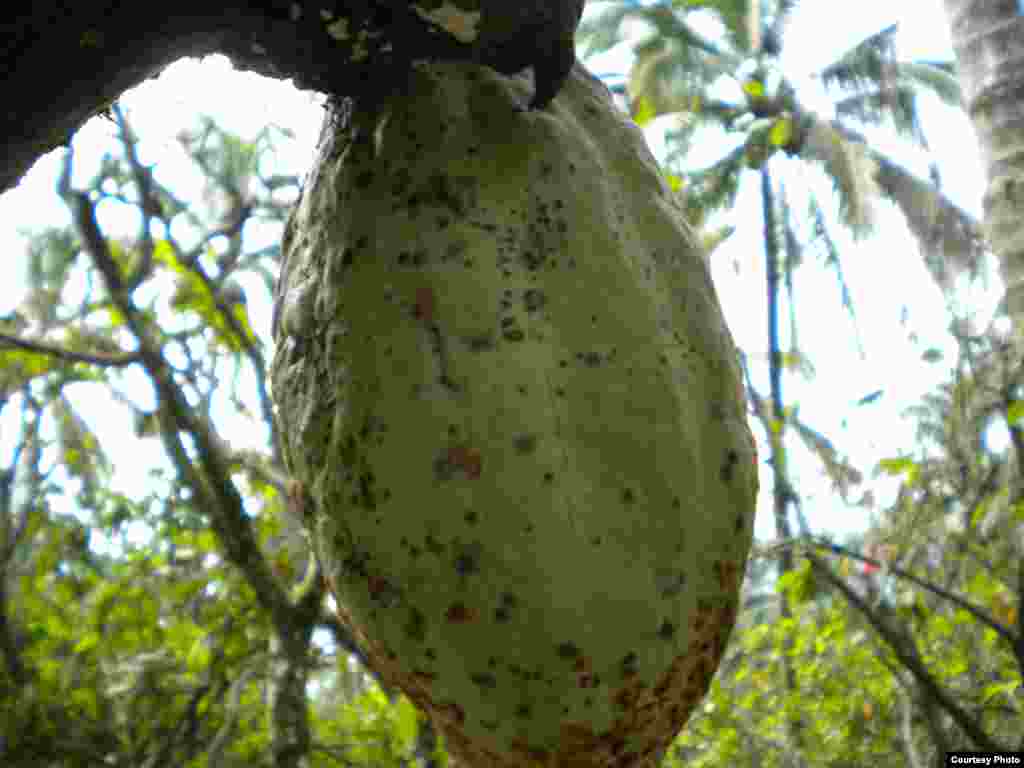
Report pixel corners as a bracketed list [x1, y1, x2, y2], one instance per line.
[557, 642, 580, 659]
[448, 444, 483, 478]
[413, 285, 435, 321]
[655, 570, 686, 598]
[454, 551, 478, 577]
[466, 333, 495, 352]
[433, 454, 454, 482]
[495, 592, 517, 623]
[720, 448, 739, 484]
[521, 250, 546, 270]
[404, 608, 426, 642]
[620, 651, 638, 676]
[657, 621, 675, 640]
[512, 433, 537, 454]
[446, 602, 477, 623]
[523, 288, 546, 312]
[500, 315, 525, 341]
[424, 534, 444, 555]
[367, 574, 399, 608]
[471, 672, 497, 689]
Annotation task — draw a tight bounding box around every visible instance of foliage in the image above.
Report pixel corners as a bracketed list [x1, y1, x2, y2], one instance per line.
[0, 101, 424, 767]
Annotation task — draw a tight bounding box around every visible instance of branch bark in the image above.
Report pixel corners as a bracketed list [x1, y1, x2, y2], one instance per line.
[0, 1, 479, 197]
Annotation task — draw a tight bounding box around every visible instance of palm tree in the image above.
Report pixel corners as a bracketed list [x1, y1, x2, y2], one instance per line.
[940, 1, 1024, 329]
[582, 0, 981, 291]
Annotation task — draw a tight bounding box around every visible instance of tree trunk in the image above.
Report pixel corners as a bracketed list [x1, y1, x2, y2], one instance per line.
[941, 0, 1024, 323]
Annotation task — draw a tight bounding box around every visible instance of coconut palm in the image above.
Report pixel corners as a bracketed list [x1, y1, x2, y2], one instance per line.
[940, 1, 1024, 329]
[581, 0, 982, 292]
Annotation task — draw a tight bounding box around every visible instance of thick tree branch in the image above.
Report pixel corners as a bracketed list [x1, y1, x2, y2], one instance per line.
[0, 1, 506, 197]
[59, 146, 294, 627]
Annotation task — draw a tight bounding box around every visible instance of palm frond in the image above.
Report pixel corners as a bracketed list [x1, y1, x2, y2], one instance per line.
[818, 23, 899, 95]
[831, 59, 961, 138]
[629, 34, 735, 114]
[665, 0, 753, 54]
[833, 85, 925, 143]
[682, 145, 747, 219]
[700, 224, 737, 258]
[576, 4, 638, 57]
[895, 60, 962, 107]
[801, 118, 879, 237]
[806, 196, 861, 350]
[870, 151, 986, 291]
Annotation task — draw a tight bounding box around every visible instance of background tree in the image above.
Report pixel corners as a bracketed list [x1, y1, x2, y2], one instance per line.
[939, 3, 1024, 330]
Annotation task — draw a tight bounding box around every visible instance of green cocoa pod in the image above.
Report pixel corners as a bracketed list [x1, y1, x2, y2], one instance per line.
[272, 58, 758, 768]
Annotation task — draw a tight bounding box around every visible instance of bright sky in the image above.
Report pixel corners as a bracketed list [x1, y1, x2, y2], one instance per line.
[0, 0, 997, 544]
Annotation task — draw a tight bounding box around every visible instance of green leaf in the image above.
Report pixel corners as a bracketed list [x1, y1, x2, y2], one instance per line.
[1007, 400, 1024, 426]
[187, 641, 211, 673]
[877, 457, 915, 476]
[981, 681, 1021, 704]
[395, 697, 420, 752]
[633, 95, 657, 127]
[768, 117, 793, 147]
[74, 632, 101, 654]
[742, 79, 764, 98]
